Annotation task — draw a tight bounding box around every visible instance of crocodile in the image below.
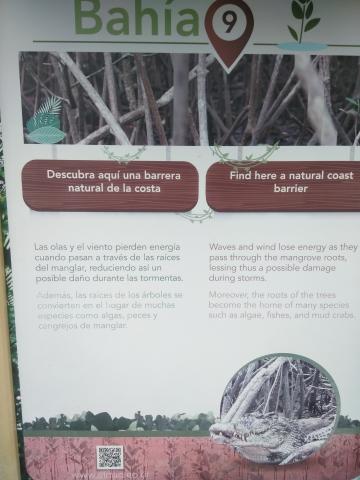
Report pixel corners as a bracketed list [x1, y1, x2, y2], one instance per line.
[210, 413, 334, 465]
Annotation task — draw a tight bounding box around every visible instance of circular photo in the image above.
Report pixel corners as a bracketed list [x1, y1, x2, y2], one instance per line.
[210, 355, 339, 465]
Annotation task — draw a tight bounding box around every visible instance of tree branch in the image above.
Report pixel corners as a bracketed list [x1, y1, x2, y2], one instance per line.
[53, 52, 130, 145]
[295, 54, 337, 145]
[171, 54, 190, 145]
[78, 55, 216, 145]
[222, 357, 289, 423]
[197, 54, 209, 146]
[134, 53, 168, 145]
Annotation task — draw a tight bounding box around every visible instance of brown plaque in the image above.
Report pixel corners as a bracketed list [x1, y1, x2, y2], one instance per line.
[206, 162, 360, 212]
[22, 160, 198, 212]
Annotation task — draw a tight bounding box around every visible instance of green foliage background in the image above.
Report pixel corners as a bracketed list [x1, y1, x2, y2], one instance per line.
[0, 126, 30, 479]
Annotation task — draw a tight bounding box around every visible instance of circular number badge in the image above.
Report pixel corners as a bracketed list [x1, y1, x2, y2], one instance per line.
[205, 0, 254, 72]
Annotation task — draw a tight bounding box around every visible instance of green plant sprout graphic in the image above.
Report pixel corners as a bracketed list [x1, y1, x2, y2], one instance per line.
[26, 96, 65, 144]
[288, 0, 321, 44]
[211, 143, 279, 171]
[103, 145, 146, 165]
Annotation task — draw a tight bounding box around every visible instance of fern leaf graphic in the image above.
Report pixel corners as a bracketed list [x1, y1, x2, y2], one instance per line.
[26, 96, 65, 144]
[37, 96, 62, 116]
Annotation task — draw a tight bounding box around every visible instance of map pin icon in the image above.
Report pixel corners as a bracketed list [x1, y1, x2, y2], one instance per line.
[205, 0, 254, 73]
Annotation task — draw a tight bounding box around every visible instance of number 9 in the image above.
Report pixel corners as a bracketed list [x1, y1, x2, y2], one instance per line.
[222, 10, 237, 34]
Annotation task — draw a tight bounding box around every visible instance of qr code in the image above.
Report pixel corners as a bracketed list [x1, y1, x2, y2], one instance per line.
[96, 445, 124, 470]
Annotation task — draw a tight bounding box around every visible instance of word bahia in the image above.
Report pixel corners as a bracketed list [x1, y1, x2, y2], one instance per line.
[75, 0, 200, 36]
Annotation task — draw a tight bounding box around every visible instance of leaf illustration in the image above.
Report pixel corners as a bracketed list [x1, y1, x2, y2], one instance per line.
[305, 1, 314, 18]
[37, 96, 62, 116]
[304, 17, 321, 32]
[26, 113, 60, 133]
[5, 266, 13, 291]
[292, 1, 304, 19]
[27, 126, 65, 144]
[288, 26, 299, 41]
[346, 97, 360, 108]
[26, 95, 63, 140]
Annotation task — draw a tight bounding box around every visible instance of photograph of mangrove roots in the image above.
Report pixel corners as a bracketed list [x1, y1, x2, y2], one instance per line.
[20, 52, 360, 146]
[210, 356, 338, 465]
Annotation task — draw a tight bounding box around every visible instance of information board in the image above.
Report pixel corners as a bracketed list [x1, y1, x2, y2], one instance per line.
[0, 1, 359, 479]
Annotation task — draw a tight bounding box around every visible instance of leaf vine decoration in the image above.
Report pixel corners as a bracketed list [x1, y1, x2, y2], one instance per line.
[211, 143, 280, 171]
[103, 145, 146, 165]
[177, 209, 214, 224]
[26, 96, 65, 144]
[288, 0, 321, 44]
